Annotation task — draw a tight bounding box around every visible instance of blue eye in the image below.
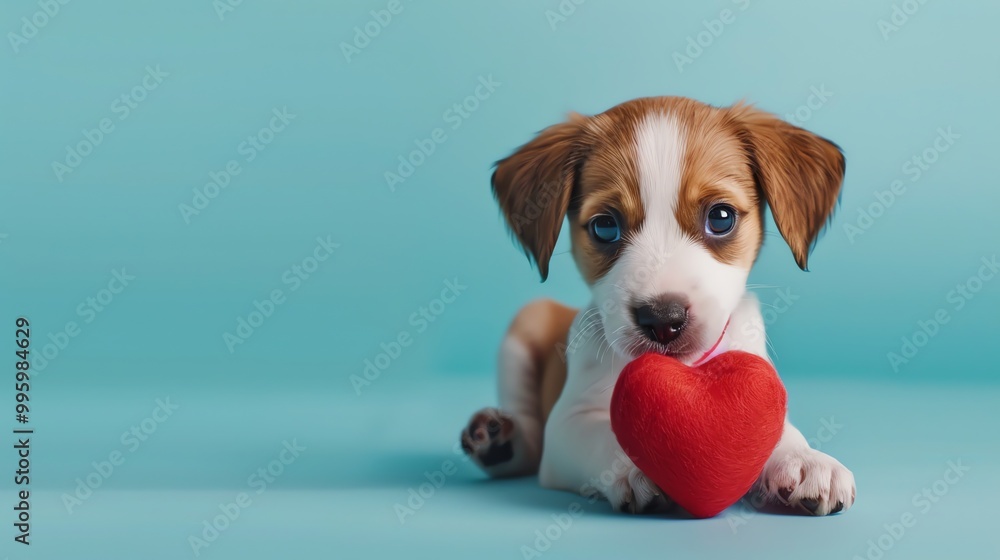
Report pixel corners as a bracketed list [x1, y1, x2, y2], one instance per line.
[589, 214, 621, 243]
[706, 204, 736, 235]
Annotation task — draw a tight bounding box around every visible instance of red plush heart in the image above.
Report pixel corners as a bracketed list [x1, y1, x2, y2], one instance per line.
[610, 351, 786, 518]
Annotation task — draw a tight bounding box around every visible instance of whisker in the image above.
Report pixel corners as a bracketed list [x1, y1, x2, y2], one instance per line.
[565, 322, 595, 351]
[566, 312, 601, 348]
[624, 338, 643, 360]
[598, 337, 611, 363]
[764, 332, 778, 360]
[601, 335, 626, 364]
[574, 307, 600, 326]
[596, 337, 610, 364]
[582, 325, 603, 345]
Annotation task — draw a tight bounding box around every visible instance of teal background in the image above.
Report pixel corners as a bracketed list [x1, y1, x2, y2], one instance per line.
[1, 1, 998, 559]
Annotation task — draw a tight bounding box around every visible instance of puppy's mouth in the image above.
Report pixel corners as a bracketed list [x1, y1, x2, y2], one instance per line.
[626, 319, 729, 365]
[690, 319, 729, 366]
[625, 333, 697, 362]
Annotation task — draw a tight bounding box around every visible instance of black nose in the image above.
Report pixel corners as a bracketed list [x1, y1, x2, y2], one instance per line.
[634, 296, 689, 344]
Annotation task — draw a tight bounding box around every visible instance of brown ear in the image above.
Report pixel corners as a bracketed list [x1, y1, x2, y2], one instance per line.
[491, 114, 587, 281]
[731, 104, 845, 270]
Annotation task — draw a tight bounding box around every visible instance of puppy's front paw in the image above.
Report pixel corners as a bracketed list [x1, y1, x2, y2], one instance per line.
[606, 465, 673, 514]
[756, 448, 856, 516]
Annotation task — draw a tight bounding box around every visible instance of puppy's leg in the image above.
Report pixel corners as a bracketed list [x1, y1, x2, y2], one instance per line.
[754, 420, 856, 515]
[540, 405, 670, 513]
[460, 336, 540, 478]
[461, 300, 575, 478]
[729, 293, 856, 515]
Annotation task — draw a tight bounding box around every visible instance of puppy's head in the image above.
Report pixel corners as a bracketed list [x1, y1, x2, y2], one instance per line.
[492, 97, 844, 363]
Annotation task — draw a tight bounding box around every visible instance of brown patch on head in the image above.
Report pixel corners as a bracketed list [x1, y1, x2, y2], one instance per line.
[672, 100, 764, 270]
[567, 106, 648, 284]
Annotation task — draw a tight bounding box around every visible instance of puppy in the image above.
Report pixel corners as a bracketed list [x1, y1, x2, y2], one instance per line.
[460, 97, 855, 516]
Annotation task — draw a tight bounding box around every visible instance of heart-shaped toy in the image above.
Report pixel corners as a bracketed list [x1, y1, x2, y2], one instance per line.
[610, 351, 787, 518]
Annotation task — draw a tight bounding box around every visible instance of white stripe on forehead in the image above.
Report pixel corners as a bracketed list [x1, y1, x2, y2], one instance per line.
[633, 112, 687, 254]
[635, 112, 685, 212]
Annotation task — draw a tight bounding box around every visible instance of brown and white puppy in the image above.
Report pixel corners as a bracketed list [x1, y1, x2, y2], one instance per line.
[460, 97, 855, 516]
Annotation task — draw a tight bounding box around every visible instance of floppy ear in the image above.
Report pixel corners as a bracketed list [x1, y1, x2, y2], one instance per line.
[492, 114, 587, 281]
[731, 104, 845, 270]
